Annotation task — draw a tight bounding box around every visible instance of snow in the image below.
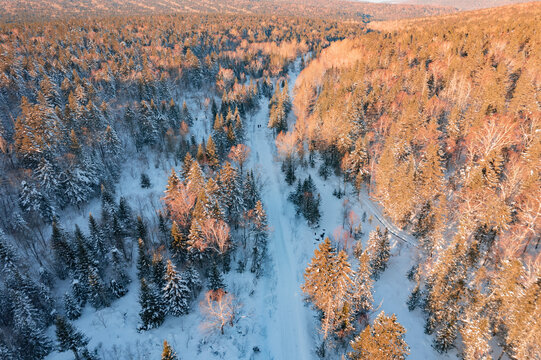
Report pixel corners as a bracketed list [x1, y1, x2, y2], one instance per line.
[46, 59, 454, 359]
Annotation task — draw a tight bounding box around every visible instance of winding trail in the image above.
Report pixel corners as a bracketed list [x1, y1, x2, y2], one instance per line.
[248, 63, 313, 360]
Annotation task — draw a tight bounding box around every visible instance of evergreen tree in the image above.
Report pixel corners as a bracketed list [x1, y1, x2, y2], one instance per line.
[288, 176, 320, 226]
[110, 248, 129, 298]
[100, 185, 116, 222]
[0, 230, 19, 275]
[181, 152, 194, 180]
[302, 238, 353, 339]
[140, 173, 151, 188]
[368, 227, 390, 280]
[206, 136, 220, 170]
[138, 278, 165, 331]
[64, 292, 82, 320]
[13, 291, 52, 360]
[242, 170, 259, 211]
[88, 213, 106, 262]
[251, 200, 269, 277]
[171, 221, 188, 262]
[162, 260, 190, 316]
[218, 162, 244, 225]
[349, 312, 409, 360]
[137, 216, 148, 242]
[351, 250, 374, 316]
[208, 263, 225, 291]
[183, 263, 202, 298]
[137, 238, 151, 280]
[55, 315, 89, 360]
[161, 340, 178, 360]
[116, 196, 132, 230]
[283, 157, 296, 185]
[152, 253, 167, 291]
[180, 101, 193, 126]
[87, 266, 109, 308]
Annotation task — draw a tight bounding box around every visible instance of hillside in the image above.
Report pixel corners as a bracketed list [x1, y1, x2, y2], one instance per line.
[402, 0, 538, 10]
[290, 1, 540, 357]
[0, 0, 456, 22]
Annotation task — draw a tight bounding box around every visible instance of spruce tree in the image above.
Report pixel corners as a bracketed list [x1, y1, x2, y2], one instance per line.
[368, 227, 390, 280]
[137, 238, 151, 280]
[171, 221, 188, 261]
[251, 201, 269, 277]
[50, 221, 75, 278]
[88, 213, 106, 262]
[206, 136, 220, 170]
[138, 278, 165, 331]
[0, 229, 19, 275]
[183, 263, 202, 298]
[208, 263, 225, 291]
[351, 250, 374, 316]
[64, 292, 82, 320]
[55, 315, 89, 360]
[152, 253, 167, 291]
[136, 216, 148, 242]
[162, 260, 190, 316]
[13, 291, 52, 360]
[349, 312, 409, 360]
[161, 340, 178, 360]
[110, 248, 129, 298]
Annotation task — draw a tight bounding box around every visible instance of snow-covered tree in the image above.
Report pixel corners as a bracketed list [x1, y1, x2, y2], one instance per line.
[349, 312, 409, 360]
[162, 260, 190, 316]
[55, 315, 89, 360]
[138, 278, 165, 331]
[367, 227, 390, 280]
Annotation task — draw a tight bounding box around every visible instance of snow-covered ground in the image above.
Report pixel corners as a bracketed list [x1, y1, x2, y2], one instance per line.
[47, 60, 453, 360]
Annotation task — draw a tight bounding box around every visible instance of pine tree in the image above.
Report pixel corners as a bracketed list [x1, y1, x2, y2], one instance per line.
[351, 250, 374, 316]
[283, 157, 296, 185]
[64, 292, 82, 320]
[218, 162, 244, 225]
[138, 278, 165, 331]
[206, 136, 220, 170]
[88, 213, 106, 262]
[208, 263, 225, 291]
[251, 200, 269, 277]
[368, 227, 390, 280]
[0, 229, 19, 275]
[74, 226, 92, 281]
[180, 101, 193, 126]
[116, 196, 132, 231]
[55, 315, 89, 360]
[110, 248, 129, 298]
[13, 291, 52, 360]
[165, 168, 180, 201]
[183, 263, 202, 298]
[161, 340, 178, 360]
[87, 266, 109, 308]
[181, 152, 194, 180]
[349, 312, 409, 360]
[152, 253, 167, 290]
[137, 238, 151, 280]
[137, 216, 148, 242]
[140, 173, 151, 188]
[302, 238, 353, 339]
[100, 185, 116, 222]
[186, 160, 205, 196]
[242, 170, 260, 210]
[162, 260, 190, 316]
[171, 221, 188, 262]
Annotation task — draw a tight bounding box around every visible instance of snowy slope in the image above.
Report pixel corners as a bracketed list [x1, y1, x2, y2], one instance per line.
[47, 59, 453, 360]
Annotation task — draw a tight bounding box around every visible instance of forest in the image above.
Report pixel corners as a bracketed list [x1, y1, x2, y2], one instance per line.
[0, 1, 539, 360]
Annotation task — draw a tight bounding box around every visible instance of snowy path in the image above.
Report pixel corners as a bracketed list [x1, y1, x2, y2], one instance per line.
[247, 63, 314, 360]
